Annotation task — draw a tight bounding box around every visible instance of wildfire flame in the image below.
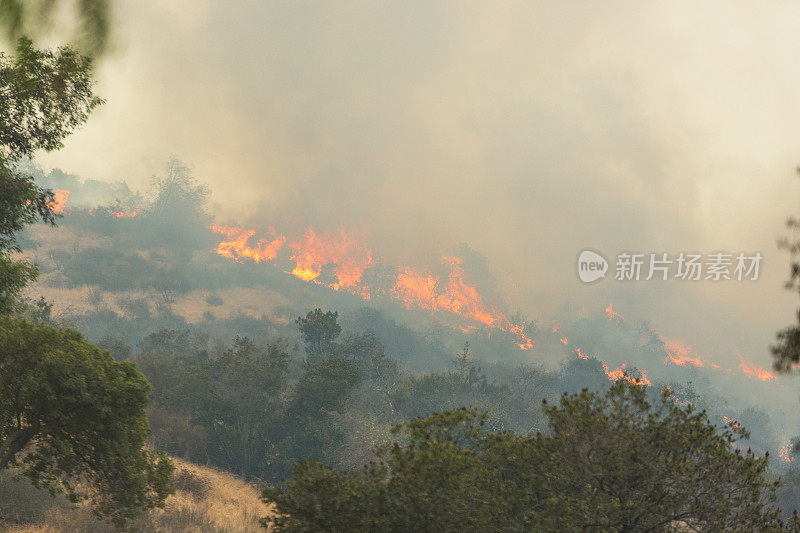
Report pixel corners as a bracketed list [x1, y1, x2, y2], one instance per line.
[392, 256, 534, 348]
[207, 223, 534, 349]
[50, 189, 70, 213]
[780, 441, 795, 463]
[110, 210, 140, 218]
[45, 189, 141, 219]
[393, 256, 499, 327]
[738, 353, 776, 382]
[722, 416, 741, 429]
[34, 191, 799, 376]
[602, 363, 651, 386]
[663, 339, 704, 367]
[289, 228, 372, 291]
[210, 224, 286, 263]
[605, 303, 624, 322]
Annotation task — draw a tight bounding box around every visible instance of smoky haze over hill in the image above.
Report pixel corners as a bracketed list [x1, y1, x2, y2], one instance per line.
[31, 1, 800, 372]
[21, 165, 800, 450]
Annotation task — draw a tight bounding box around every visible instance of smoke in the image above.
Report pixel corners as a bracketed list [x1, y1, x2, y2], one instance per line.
[33, 0, 800, 370]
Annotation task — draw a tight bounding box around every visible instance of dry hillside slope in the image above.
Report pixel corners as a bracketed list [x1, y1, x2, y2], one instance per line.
[3, 458, 272, 533]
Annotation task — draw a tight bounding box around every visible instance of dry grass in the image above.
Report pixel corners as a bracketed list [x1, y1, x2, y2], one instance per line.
[6, 458, 273, 533]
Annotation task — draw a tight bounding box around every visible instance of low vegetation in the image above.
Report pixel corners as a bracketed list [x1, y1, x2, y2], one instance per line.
[3, 458, 269, 533]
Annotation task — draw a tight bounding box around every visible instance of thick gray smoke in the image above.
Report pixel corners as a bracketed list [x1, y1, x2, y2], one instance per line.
[34, 0, 800, 371]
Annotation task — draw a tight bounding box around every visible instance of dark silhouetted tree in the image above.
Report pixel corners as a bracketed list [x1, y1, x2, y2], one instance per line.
[296, 308, 341, 360]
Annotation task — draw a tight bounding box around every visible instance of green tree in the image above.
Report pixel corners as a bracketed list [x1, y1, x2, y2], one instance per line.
[450, 342, 487, 390]
[772, 168, 800, 372]
[143, 159, 215, 259]
[272, 355, 361, 481]
[0, 316, 173, 527]
[263, 380, 784, 531]
[0, 0, 111, 57]
[335, 332, 399, 385]
[296, 308, 341, 360]
[0, 37, 101, 313]
[190, 337, 291, 477]
[500, 382, 781, 530]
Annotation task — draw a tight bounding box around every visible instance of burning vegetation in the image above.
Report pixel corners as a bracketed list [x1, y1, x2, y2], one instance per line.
[8, 168, 797, 530]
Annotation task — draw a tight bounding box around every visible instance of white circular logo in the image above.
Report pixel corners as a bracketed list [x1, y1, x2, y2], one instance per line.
[578, 250, 608, 283]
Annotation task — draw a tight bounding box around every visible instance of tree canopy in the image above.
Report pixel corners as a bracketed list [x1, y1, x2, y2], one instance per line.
[296, 308, 341, 360]
[0, 36, 101, 313]
[264, 380, 784, 531]
[0, 0, 111, 57]
[0, 316, 173, 527]
[0, 27, 173, 527]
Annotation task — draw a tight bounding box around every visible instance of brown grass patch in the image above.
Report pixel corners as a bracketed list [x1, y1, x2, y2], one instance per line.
[5, 458, 273, 533]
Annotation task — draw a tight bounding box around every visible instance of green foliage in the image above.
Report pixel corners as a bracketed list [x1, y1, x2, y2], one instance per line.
[270, 356, 362, 480]
[450, 342, 487, 390]
[135, 328, 365, 483]
[0, 37, 102, 161]
[141, 160, 215, 258]
[773, 309, 800, 373]
[296, 308, 341, 360]
[774, 169, 800, 373]
[0, 471, 65, 524]
[0, 157, 53, 311]
[389, 346, 510, 430]
[345, 307, 440, 366]
[0, 316, 173, 527]
[58, 246, 192, 294]
[528, 381, 780, 530]
[190, 337, 291, 475]
[0, 253, 38, 314]
[264, 380, 784, 531]
[290, 355, 361, 416]
[334, 332, 399, 385]
[96, 335, 132, 361]
[0, 36, 101, 313]
[0, 0, 111, 57]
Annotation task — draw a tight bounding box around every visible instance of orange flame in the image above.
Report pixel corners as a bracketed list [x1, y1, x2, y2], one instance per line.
[780, 441, 795, 463]
[738, 353, 776, 382]
[663, 339, 704, 367]
[210, 224, 286, 263]
[44, 189, 142, 219]
[514, 337, 535, 350]
[393, 267, 439, 309]
[392, 259, 494, 323]
[208, 224, 534, 348]
[575, 347, 589, 359]
[391, 256, 534, 349]
[602, 363, 651, 386]
[560, 337, 568, 346]
[605, 303, 624, 322]
[50, 189, 70, 213]
[110, 210, 139, 218]
[722, 416, 741, 429]
[289, 228, 372, 291]
[435, 255, 501, 327]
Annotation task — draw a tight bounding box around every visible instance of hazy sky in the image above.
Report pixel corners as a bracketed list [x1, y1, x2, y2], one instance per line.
[35, 1, 800, 367]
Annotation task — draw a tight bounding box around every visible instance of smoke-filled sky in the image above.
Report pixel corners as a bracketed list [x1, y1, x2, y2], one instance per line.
[34, 1, 800, 367]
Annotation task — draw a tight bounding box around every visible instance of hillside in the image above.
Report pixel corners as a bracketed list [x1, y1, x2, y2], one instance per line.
[2, 459, 271, 533]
